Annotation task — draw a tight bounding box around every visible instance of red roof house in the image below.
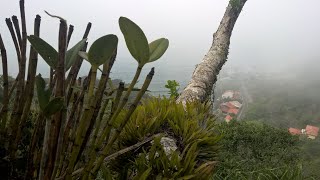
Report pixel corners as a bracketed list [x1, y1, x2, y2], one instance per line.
[220, 102, 237, 109]
[227, 108, 239, 115]
[220, 105, 229, 113]
[305, 125, 319, 139]
[225, 115, 233, 123]
[288, 128, 301, 135]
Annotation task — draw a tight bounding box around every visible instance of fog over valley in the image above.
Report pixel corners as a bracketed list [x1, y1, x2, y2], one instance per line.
[1, 0, 320, 179]
[1, 0, 320, 93]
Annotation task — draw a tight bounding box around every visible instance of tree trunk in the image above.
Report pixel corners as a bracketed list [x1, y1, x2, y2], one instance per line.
[177, 0, 247, 104]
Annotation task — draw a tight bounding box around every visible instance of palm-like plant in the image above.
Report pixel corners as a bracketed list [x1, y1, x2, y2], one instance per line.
[104, 98, 220, 179]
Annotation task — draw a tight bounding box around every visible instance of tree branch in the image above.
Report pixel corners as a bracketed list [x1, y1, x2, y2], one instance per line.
[177, 0, 247, 104]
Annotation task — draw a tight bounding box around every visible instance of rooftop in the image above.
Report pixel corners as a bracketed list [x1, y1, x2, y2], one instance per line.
[305, 125, 319, 137]
[288, 128, 301, 135]
[225, 115, 233, 122]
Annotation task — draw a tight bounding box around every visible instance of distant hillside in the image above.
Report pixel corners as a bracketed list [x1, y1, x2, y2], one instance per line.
[214, 68, 320, 178]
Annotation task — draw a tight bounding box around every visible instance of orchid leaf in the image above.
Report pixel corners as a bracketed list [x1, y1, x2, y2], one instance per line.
[149, 38, 169, 63]
[88, 34, 118, 66]
[43, 97, 64, 117]
[119, 17, 149, 65]
[35, 74, 51, 111]
[28, 35, 58, 69]
[78, 51, 89, 61]
[66, 38, 87, 71]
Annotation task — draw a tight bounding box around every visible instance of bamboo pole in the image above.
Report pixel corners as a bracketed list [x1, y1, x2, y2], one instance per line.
[25, 113, 45, 179]
[49, 67, 54, 88]
[56, 86, 85, 177]
[6, 2, 29, 153]
[5, 18, 21, 63]
[85, 82, 123, 166]
[85, 67, 155, 179]
[0, 34, 9, 133]
[66, 24, 74, 47]
[65, 22, 91, 91]
[7, 0, 28, 156]
[112, 82, 124, 113]
[11, 16, 22, 49]
[65, 62, 111, 179]
[39, 115, 51, 180]
[77, 50, 117, 163]
[95, 64, 143, 149]
[0, 75, 17, 126]
[58, 78, 89, 177]
[13, 14, 41, 157]
[48, 19, 68, 180]
[15, 0, 28, 110]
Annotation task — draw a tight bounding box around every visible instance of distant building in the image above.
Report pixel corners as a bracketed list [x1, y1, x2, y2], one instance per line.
[220, 101, 241, 116]
[222, 90, 241, 100]
[227, 108, 239, 115]
[225, 115, 233, 123]
[288, 128, 301, 135]
[220, 105, 229, 114]
[220, 102, 237, 110]
[229, 101, 242, 109]
[305, 125, 319, 139]
[222, 90, 234, 99]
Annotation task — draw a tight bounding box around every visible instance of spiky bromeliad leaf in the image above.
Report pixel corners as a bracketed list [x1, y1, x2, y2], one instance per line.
[88, 34, 118, 66]
[136, 167, 152, 180]
[148, 38, 169, 63]
[65, 38, 87, 71]
[119, 17, 149, 65]
[43, 97, 64, 117]
[28, 35, 58, 69]
[35, 74, 51, 111]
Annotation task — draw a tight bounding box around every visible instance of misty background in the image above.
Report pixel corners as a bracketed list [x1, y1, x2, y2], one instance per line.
[1, 0, 320, 94]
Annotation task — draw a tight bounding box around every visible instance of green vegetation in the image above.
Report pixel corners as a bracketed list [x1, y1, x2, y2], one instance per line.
[165, 80, 180, 98]
[212, 120, 302, 179]
[100, 97, 219, 179]
[215, 70, 320, 178]
[0, 1, 170, 179]
[241, 75, 320, 178]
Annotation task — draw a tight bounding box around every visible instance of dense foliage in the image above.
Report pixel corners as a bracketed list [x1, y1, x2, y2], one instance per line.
[101, 97, 220, 179]
[212, 120, 302, 179]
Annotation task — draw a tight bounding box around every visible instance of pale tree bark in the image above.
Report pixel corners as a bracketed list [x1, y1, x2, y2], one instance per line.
[177, 0, 247, 104]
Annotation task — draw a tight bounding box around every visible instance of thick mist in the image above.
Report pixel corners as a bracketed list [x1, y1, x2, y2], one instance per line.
[1, 0, 320, 91]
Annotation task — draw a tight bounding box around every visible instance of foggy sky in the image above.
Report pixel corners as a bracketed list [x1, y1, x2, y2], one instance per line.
[1, 0, 320, 81]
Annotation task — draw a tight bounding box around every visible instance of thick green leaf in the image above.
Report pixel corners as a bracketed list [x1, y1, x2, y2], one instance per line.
[149, 38, 169, 63]
[43, 97, 64, 117]
[65, 38, 87, 71]
[137, 167, 152, 180]
[119, 17, 149, 65]
[88, 34, 118, 66]
[28, 35, 58, 69]
[35, 74, 51, 111]
[78, 51, 89, 60]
